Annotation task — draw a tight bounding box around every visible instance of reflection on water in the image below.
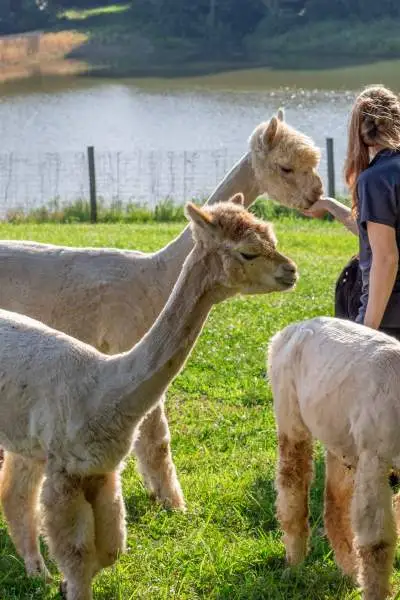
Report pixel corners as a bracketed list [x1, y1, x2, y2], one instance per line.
[1, 61, 399, 207]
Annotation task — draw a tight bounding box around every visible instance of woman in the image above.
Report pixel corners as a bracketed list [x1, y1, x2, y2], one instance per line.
[305, 85, 400, 340]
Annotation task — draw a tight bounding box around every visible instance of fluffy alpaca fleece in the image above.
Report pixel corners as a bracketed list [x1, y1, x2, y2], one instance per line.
[0, 196, 298, 600]
[268, 316, 400, 600]
[0, 111, 322, 511]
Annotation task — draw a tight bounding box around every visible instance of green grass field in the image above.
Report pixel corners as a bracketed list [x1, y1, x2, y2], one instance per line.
[0, 218, 390, 600]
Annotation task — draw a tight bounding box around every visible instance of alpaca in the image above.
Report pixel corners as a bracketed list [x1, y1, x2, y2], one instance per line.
[0, 196, 298, 600]
[0, 112, 322, 512]
[268, 316, 400, 600]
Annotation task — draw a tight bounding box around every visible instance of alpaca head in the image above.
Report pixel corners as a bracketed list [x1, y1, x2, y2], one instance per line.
[185, 193, 298, 296]
[250, 109, 323, 210]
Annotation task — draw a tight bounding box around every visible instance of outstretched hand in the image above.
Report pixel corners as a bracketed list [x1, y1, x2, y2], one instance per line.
[301, 198, 329, 219]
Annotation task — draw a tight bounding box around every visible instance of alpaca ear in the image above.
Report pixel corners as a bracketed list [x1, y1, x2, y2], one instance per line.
[185, 202, 214, 231]
[262, 116, 279, 149]
[230, 192, 245, 206]
[277, 107, 285, 122]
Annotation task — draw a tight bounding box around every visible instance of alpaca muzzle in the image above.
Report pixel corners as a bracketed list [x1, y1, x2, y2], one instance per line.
[275, 262, 298, 288]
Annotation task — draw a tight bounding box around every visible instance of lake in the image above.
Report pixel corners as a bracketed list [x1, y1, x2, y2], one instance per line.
[1, 61, 399, 212]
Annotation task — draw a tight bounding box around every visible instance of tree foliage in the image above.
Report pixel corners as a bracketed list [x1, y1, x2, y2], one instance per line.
[3, 0, 400, 48]
[0, 0, 54, 34]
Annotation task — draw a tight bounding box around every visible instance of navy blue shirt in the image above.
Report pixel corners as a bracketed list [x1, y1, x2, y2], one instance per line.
[356, 149, 400, 327]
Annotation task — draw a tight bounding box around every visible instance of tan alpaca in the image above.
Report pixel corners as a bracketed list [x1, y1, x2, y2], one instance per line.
[268, 316, 400, 600]
[0, 196, 297, 600]
[0, 112, 321, 512]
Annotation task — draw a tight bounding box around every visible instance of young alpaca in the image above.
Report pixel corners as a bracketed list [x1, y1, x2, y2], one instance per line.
[0, 111, 322, 512]
[0, 196, 298, 600]
[268, 316, 400, 600]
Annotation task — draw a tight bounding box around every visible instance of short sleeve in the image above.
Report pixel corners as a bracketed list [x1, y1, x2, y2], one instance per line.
[357, 173, 397, 230]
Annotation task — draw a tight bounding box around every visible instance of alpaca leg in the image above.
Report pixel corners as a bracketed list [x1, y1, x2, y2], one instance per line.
[41, 470, 97, 600]
[275, 432, 314, 565]
[352, 452, 396, 600]
[83, 471, 126, 572]
[324, 451, 356, 577]
[0, 452, 49, 578]
[133, 397, 185, 510]
[393, 490, 400, 533]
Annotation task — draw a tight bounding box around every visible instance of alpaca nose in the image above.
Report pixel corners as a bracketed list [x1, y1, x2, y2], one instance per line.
[281, 262, 297, 275]
[276, 261, 298, 284]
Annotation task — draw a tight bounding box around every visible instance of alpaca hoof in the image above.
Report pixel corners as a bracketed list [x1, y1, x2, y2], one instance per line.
[59, 580, 67, 599]
[25, 556, 52, 582]
[149, 484, 186, 511]
[284, 535, 308, 566]
[149, 491, 186, 512]
[163, 495, 187, 512]
[339, 560, 357, 580]
[158, 488, 186, 511]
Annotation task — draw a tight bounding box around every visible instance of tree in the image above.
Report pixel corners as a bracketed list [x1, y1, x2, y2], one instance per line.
[0, 0, 54, 34]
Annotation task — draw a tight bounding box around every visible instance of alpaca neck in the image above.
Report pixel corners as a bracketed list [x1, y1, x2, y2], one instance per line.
[106, 246, 228, 420]
[155, 152, 259, 271]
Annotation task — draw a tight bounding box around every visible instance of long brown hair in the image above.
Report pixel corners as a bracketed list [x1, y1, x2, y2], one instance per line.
[344, 85, 400, 216]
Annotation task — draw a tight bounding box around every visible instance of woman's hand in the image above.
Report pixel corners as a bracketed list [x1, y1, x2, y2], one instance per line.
[302, 198, 330, 219]
[301, 196, 358, 235]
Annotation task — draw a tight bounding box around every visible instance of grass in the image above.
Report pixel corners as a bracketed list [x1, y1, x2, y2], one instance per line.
[0, 218, 395, 599]
[4, 197, 308, 225]
[5, 198, 195, 225]
[60, 4, 130, 21]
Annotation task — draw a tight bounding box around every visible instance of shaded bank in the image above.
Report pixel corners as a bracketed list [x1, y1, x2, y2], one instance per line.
[2, 9, 400, 85]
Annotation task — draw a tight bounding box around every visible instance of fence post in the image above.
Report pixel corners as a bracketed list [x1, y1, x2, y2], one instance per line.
[326, 137, 335, 198]
[87, 146, 97, 223]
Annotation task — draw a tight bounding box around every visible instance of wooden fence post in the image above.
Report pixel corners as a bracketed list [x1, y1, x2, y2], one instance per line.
[87, 146, 97, 223]
[326, 137, 335, 198]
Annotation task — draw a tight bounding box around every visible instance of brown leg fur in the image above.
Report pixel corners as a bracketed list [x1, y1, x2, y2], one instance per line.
[324, 451, 356, 577]
[82, 471, 126, 572]
[134, 397, 185, 510]
[393, 490, 400, 534]
[0, 452, 49, 578]
[275, 432, 314, 565]
[352, 452, 396, 600]
[41, 468, 97, 600]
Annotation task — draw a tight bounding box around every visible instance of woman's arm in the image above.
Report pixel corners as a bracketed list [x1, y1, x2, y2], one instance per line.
[363, 221, 398, 329]
[303, 197, 358, 236]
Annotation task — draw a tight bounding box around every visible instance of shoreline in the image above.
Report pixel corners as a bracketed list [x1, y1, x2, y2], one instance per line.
[2, 53, 400, 92]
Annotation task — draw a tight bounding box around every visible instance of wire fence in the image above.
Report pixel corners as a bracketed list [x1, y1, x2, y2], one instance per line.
[0, 144, 345, 217]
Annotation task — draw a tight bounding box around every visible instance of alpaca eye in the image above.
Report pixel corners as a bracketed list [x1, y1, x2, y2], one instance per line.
[280, 165, 293, 174]
[239, 252, 260, 261]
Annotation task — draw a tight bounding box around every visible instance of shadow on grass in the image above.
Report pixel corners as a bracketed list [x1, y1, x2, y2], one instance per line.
[123, 487, 161, 524]
[213, 558, 355, 600]
[212, 455, 356, 599]
[0, 526, 55, 599]
[225, 452, 400, 598]
[242, 452, 326, 537]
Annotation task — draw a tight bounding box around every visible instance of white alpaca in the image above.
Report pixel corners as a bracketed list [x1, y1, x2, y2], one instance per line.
[0, 112, 322, 511]
[268, 316, 400, 600]
[0, 197, 298, 600]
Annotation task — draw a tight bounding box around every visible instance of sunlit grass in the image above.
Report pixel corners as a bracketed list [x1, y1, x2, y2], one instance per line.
[61, 4, 130, 21]
[0, 219, 392, 599]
